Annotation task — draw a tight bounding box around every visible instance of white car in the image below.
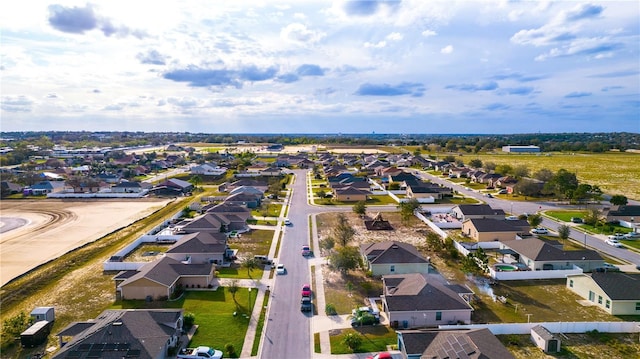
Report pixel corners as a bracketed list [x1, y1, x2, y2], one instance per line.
[624, 232, 640, 239]
[276, 263, 286, 275]
[283, 218, 292, 226]
[607, 233, 625, 240]
[531, 227, 548, 234]
[605, 239, 623, 248]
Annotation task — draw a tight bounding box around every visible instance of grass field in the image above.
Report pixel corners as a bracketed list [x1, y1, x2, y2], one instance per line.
[113, 289, 253, 358]
[414, 151, 640, 200]
[329, 326, 397, 354]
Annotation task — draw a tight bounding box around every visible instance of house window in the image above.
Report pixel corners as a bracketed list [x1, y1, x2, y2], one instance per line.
[606, 300, 610, 309]
[436, 312, 442, 321]
[569, 280, 573, 287]
[390, 265, 395, 273]
[636, 302, 640, 311]
[598, 296, 602, 304]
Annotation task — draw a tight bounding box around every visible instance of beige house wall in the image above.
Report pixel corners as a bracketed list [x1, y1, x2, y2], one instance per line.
[385, 308, 472, 329]
[567, 275, 640, 315]
[461, 222, 517, 242]
[121, 277, 169, 300]
[335, 193, 367, 202]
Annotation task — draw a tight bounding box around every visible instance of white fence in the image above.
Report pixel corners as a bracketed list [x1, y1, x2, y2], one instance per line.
[438, 321, 640, 335]
[415, 211, 448, 238]
[489, 265, 584, 281]
[48, 190, 149, 198]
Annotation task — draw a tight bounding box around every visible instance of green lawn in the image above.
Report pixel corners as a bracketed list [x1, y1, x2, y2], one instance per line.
[329, 326, 397, 354]
[251, 203, 283, 218]
[545, 210, 587, 222]
[367, 195, 398, 205]
[217, 266, 265, 279]
[112, 288, 255, 358]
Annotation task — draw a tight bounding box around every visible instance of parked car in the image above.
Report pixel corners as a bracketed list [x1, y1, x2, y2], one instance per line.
[351, 306, 379, 320]
[301, 284, 311, 297]
[531, 227, 548, 234]
[276, 263, 286, 275]
[350, 312, 380, 327]
[505, 215, 518, 221]
[595, 263, 620, 272]
[607, 233, 625, 240]
[301, 245, 311, 256]
[497, 189, 508, 194]
[623, 232, 640, 239]
[300, 296, 312, 312]
[605, 239, 623, 248]
[283, 218, 292, 226]
[366, 353, 392, 359]
[253, 255, 272, 265]
[570, 217, 583, 223]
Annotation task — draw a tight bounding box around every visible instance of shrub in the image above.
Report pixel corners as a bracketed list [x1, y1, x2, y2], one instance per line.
[224, 343, 235, 356]
[183, 312, 195, 328]
[325, 304, 337, 315]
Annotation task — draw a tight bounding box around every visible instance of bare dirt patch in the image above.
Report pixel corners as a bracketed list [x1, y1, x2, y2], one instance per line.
[0, 198, 172, 286]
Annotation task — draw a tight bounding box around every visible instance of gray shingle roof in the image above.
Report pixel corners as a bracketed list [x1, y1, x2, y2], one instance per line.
[167, 232, 227, 255]
[399, 328, 515, 359]
[465, 218, 520, 232]
[120, 256, 213, 287]
[590, 272, 640, 300]
[54, 309, 182, 359]
[501, 237, 602, 261]
[361, 241, 428, 264]
[383, 273, 473, 311]
[456, 204, 506, 216]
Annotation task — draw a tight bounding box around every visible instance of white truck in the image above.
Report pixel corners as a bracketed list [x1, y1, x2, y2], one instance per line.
[177, 346, 223, 359]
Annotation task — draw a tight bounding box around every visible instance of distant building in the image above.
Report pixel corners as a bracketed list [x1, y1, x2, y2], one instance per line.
[502, 145, 541, 153]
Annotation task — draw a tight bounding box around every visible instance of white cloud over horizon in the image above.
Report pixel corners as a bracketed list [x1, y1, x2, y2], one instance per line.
[0, 0, 638, 134]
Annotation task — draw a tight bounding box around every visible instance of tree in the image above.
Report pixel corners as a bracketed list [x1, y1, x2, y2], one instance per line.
[228, 280, 239, 307]
[352, 201, 367, 217]
[188, 175, 202, 190]
[342, 332, 363, 352]
[468, 159, 483, 168]
[548, 169, 578, 199]
[183, 312, 195, 328]
[528, 213, 543, 228]
[398, 198, 420, 224]
[483, 161, 497, 173]
[514, 178, 542, 197]
[328, 246, 360, 274]
[583, 208, 602, 226]
[317, 189, 327, 199]
[333, 213, 355, 247]
[241, 257, 259, 277]
[425, 232, 444, 251]
[610, 195, 628, 206]
[512, 165, 530, 179]
[558, 225, 571, 243]
[533, 168, 554, 182]
[495, 164, 513, 176]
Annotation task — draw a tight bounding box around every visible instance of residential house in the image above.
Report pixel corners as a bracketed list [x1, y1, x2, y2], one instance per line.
[190, 163, 227, 176]
[405, 181, 451, 201]
[469, 170, 486, 183]
[112, 181, 143, 193]
[334, 186, 370, 202]
[96, 172, 120, 184]
[396, 328, 515, 359]
[500, 237, 603, 271]
[605, 205, 640, 230]
[566, 272, 640, 315]
[449, 167, 470, 178]
[1, 181, 23, 197]
[229, 185, 264, 197]
[361, 241, 430, 276]
[477, 173, 502, 185]
[260, 166, 282, 176]
[158, 178, 193, 194]
[225, 179, 269, 192]
[494, 175, 518, 188]
[461, 218, 525, 242]
[381, 273, 473, 329]
[452, 204, 506, 221]
[178, 212, 241, 233]
[53, 309, 184, 359]
[165, 231, 230, 265]
[114, 256, 215, 300]
[224, 192, 262, 208]
[26, 180, 65, 195]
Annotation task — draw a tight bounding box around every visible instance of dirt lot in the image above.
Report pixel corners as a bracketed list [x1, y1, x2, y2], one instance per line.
[0, 198, 171, 286]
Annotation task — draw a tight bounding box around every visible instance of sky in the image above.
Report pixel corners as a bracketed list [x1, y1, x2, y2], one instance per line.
[1, 0, 639, 134]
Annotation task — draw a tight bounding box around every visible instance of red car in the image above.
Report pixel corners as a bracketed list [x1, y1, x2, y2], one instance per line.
[301, 284, 311, 297]
[366, 353, 392, 359]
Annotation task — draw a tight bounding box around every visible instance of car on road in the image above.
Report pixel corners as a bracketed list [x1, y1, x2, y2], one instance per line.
[366, 353, 392, 359]
[301, 245, 311, 256]
[595, 263, 620, 272]
[605, 238, 623, 248]
[570, 217, 583, 223]
[283, 218, 292, 226]
[276, 263, 286, 275]
[623, 232, 640, 239]
[300, 296, 312, 312]
[505, 215, 518, 221]
[607, 233, 625, 240]
[301, 284, 311, 297]
[485, 193, 494, 198]
[531, 227, 548, 234]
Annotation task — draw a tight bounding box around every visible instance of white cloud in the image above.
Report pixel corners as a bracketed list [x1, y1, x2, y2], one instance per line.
[364, 41, 387, 49]
[421, 29, 437, 37]
[440, 45, 454, 54]
[386, 32, 403, 41]
[280, 23, 326, 44]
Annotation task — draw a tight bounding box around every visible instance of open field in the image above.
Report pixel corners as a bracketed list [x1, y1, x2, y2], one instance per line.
[0, 198, 172, 286]
[420, 151, 640, 200]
